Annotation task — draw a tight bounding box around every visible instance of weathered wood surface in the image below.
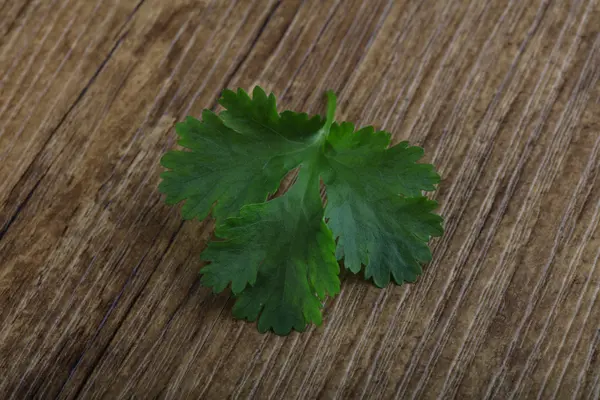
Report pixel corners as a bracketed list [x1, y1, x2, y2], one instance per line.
[1, 0, 599, 398]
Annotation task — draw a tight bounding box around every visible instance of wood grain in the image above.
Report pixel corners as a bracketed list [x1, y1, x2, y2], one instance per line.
[1, 0, 599, 398]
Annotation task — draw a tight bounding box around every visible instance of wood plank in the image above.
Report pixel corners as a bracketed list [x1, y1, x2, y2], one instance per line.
[1, 0, 599, 398]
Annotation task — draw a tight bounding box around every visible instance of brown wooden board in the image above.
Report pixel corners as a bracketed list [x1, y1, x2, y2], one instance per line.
[1, 0, 599, 398]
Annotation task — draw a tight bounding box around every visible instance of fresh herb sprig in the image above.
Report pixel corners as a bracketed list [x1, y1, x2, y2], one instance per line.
[159, 87, 443, 335]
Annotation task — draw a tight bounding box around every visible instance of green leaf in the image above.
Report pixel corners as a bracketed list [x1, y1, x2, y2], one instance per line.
[324, 122, 440, 198]
[158, 86, 325, 222]
[200, 164, 339, 335]
[159, 86, 444, 334]
[322, 122, 443, 287]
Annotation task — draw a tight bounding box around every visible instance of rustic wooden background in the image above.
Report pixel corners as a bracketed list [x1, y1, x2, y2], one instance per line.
[1, 0, 599, 398]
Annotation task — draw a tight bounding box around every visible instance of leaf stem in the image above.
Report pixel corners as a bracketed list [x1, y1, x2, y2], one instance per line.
[324, 90, 337, 134]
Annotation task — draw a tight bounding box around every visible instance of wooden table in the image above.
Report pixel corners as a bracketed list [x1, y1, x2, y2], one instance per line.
[1, 0, 599, 398]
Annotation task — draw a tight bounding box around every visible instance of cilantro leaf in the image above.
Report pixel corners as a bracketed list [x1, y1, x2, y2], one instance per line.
[159, 87, 444, 334]
[200, 164, 339, 335]
[158, 87, 325, 222]
[324, 122, 440, 197]
[321, 122, 443, 287]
